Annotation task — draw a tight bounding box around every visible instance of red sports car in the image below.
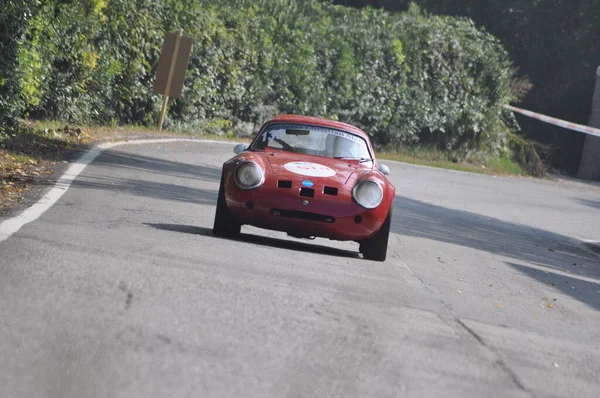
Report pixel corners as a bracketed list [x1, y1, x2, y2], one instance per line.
[212, 115, 396, 261]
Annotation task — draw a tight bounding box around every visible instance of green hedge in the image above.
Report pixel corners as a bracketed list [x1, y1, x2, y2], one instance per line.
[2, 0, 515, 153]
[0, 0, 31, 130]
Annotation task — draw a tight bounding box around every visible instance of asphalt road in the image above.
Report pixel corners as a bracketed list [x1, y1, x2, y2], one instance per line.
[1, 140, 600, 398]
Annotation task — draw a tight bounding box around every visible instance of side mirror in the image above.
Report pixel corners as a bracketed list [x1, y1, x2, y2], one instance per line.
[378, 164, 390, 176]
[233, 143, 248, 154]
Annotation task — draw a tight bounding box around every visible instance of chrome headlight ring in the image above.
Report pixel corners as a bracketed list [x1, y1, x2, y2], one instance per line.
[352, 179, 384, 209]
[233, 161, 265, 190]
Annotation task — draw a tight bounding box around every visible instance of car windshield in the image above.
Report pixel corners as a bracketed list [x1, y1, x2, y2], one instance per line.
[251, 123, 372, 160]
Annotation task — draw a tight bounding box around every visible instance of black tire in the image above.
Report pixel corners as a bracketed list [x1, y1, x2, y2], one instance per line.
[213, 175, 241, 238]
[359, 209, 392, 262]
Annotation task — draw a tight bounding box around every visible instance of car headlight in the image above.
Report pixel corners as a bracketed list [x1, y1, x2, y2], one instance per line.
[352, 180, 383, 209]
[234, 161, 264, 189]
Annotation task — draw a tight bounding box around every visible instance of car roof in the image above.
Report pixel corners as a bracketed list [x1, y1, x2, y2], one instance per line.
[261, 114, 371, 141]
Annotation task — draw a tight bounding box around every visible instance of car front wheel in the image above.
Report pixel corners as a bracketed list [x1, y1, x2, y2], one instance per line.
[359, 209, 391, 262]
[213, 175, 241, 238]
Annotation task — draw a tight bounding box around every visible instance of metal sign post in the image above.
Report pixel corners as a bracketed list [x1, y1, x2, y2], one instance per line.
[577, 66, 600, 180]
[158, 29, 182, 131]
[154, 30, 193, 131]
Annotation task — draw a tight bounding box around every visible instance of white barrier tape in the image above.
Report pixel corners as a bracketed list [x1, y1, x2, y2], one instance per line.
[504, 104, 600, 138]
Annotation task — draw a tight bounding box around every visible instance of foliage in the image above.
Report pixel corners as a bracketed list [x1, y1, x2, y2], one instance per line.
[0, 0, 35, 133]
[2, 0, 515, 154]
[506, 131, 548, 177]
[335, 0, 600, 171]
[377, 147, 526, 176]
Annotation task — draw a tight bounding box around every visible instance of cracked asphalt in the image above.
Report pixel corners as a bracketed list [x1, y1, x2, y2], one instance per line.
[1, 141, 600, 397]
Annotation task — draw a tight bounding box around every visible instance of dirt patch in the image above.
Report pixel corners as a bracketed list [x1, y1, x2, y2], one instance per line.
[0, 125, 88, 216]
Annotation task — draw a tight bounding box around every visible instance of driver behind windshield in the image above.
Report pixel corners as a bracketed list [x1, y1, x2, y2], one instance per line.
[253, 124, 371, 161]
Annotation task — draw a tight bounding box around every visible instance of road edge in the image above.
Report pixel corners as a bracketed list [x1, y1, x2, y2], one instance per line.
[582, 240, 600, 254]
[0, 138, 232, 243]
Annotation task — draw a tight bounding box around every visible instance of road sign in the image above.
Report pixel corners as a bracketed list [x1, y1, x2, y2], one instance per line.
[154, 30, 193, 130]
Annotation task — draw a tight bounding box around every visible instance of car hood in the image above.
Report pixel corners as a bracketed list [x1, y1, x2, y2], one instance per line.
[260, 149, 368, 186]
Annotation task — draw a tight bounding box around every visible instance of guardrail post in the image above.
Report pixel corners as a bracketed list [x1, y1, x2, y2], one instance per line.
[577, 66, 600, 180]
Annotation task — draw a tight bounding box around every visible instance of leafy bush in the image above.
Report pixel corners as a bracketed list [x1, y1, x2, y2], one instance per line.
[0, 0, 33, 132]
[2, 0, 514, 154]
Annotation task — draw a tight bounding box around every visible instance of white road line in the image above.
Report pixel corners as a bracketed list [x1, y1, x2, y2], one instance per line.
[0, 138, 233, 243]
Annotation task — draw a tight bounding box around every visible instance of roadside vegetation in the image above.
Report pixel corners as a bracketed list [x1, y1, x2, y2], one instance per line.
[378, 148, 525, 176]
[336, 0, 600, 174]
[1, 0, 549, 210]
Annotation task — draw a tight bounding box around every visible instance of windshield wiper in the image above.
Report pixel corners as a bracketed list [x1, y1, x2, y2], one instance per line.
[334, 156, 373, 163]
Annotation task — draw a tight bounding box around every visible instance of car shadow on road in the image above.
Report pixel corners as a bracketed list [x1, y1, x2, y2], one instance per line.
[31, 149, 223, 205]
[145, 223, 360, 259]
[70, 175, 218, 205]
[578, 198, 600, 210]
[506, 262, 600, 311]
[90, 150, 223, 182]
[391, 196, 600, 310]
[144, 223, 213, 235]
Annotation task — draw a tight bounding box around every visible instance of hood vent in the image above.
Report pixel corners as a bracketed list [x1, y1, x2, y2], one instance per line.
[278, 180, 292, 188]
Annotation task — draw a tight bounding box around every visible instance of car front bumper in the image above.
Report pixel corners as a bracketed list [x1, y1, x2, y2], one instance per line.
[225, 185, 388, 241]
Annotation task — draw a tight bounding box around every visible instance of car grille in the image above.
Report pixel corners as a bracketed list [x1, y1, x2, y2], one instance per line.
[277, 181, 339, 197]
[269, 209, 335, 223]
[299, 187, 314, 198]
[323, 186, 338, 196]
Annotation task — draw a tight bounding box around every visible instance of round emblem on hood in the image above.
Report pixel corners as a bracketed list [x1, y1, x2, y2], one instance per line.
[284, 162, 336, 177]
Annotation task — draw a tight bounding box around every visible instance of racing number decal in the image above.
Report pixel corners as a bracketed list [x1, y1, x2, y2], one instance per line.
[284, 162, 336, 177]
